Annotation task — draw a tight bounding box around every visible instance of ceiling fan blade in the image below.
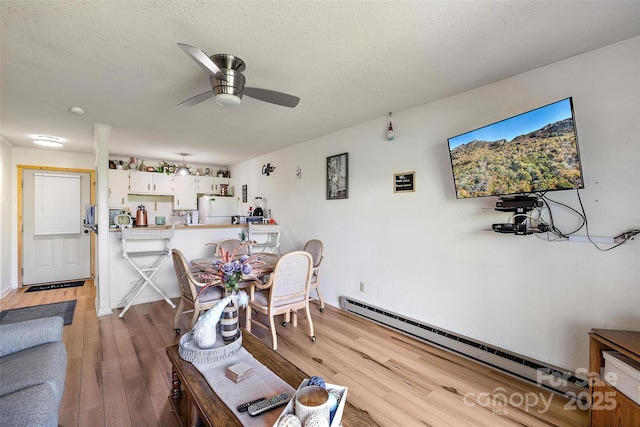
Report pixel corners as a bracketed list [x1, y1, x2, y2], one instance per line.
[178, 91, 214, 107]
[243, 87, 300, 108]
[177, 43, 227, 81]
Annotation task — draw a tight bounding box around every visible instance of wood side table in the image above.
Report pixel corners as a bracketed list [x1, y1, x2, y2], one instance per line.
[588, 329, 640, 427]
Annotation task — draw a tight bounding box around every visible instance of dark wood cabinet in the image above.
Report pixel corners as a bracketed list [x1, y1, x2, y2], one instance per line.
[589, 329, 640, 427]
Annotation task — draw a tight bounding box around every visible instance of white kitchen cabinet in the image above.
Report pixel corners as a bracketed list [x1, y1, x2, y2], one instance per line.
[153, 173, 174, 194]
[128, 171, 151, 194]
[173, 175, 197, 210]
[195, 176, 215, 194]
[129, 172, 173, 195]
[108, 169, 129, 207]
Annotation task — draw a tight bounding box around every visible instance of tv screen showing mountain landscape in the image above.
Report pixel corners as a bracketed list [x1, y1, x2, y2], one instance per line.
[447, 98, 583, 199]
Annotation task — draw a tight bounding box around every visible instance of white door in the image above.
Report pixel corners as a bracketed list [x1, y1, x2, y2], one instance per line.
[22, 169, 91, 285]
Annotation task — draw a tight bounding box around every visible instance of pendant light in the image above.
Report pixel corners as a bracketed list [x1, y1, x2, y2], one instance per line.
[175, 153, 190, 176]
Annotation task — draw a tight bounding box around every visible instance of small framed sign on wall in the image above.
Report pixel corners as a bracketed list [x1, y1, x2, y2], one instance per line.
[394, 172, 415, 193]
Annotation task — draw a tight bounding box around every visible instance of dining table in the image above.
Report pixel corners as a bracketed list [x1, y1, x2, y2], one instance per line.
[190, 253, 280, 289]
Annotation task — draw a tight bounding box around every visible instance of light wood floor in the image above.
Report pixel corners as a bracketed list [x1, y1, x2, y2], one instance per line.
[0, 282, 589, 427]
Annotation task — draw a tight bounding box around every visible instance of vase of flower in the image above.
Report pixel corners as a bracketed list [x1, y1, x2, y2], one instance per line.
[220, 293, 239, 343]
[204, 244, 261, 343]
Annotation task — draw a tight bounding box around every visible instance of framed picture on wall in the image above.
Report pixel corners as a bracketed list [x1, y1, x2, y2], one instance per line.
[327, 152, 348, 200]
[242, 185, 247, 203]
[394, 172, 415, 193]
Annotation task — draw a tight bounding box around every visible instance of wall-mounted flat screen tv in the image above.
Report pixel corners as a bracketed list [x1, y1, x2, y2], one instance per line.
[447, 97, 583, 199]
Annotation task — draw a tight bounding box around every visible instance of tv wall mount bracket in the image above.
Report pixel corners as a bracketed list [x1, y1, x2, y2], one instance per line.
[492, 195, 543, 235]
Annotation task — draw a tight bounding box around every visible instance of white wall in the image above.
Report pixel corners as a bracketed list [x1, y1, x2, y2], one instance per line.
[0, 137, 14, 298]
[231, 37, 640, 371]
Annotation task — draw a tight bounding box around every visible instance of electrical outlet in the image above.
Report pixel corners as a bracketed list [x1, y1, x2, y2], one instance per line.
[359, 282, 365, 292]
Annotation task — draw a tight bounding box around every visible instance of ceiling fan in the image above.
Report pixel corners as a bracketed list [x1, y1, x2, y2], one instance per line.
[177, 43, 300, 108]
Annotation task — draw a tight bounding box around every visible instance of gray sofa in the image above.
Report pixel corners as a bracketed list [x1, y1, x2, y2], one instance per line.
[0, 316, 67, 426]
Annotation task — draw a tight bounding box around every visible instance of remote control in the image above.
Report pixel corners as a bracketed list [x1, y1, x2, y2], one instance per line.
[237, 397, 266, 412]
[247, 392, 291, 416]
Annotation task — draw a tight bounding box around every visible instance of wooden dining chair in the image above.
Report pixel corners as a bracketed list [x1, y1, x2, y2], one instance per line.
[213, 238, 248, 256]
[171, 249, 225, 334]
[245, 251, 315, 350]
[303, 239, 325, 312]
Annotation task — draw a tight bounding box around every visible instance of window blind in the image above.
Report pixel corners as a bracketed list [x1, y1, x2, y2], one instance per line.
[34, 173, 81, 235]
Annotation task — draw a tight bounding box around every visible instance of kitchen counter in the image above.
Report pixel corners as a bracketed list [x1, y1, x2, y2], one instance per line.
[108, 223, 246, 232]
[108, 224, 246, 311]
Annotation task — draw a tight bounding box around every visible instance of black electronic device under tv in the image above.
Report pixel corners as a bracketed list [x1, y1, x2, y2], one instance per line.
[447, 97, 584, 199]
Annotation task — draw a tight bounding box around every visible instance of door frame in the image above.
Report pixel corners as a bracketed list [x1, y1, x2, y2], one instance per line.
[17, 165, 96, 287]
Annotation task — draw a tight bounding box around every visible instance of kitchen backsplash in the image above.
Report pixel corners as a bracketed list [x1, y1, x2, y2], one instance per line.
[119, 196, 180, 225]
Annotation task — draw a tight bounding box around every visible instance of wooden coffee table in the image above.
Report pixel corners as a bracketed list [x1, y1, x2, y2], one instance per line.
[167, 329, 379, 426]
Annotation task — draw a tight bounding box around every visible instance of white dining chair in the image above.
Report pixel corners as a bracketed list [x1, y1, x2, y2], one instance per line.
[245, 251, 315, 350]
[303, 239, 325, 312]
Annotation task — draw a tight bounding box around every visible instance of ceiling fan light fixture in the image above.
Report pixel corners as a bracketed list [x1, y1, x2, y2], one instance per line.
[211, 68, 245, 107]
[214, 93, 242, 107]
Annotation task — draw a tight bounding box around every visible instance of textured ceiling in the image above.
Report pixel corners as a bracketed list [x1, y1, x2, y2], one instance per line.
[2, 1, 639, 166]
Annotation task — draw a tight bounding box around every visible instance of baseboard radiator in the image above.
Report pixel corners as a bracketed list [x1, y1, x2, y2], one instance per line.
[339, 296, 586, 397]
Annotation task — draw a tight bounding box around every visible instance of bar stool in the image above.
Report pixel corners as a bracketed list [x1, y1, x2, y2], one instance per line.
[248, 223, 281, 255]
[118, 226, 176, 317]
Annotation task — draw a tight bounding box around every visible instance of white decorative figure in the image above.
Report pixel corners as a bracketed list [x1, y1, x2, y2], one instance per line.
[387, 112, 394, 141]
[192, 290, 249, 349]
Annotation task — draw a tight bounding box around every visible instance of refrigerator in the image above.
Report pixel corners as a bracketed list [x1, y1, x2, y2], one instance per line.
[197, 196, 239, 225]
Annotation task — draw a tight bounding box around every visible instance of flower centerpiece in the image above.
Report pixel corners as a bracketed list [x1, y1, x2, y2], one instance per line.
[212, 253, 254, 295]
[193, 244, 268, 344]
[195, 243, 263, 295]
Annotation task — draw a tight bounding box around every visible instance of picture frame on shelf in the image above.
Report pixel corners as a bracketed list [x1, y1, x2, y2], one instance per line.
[327, 153, 348, 200]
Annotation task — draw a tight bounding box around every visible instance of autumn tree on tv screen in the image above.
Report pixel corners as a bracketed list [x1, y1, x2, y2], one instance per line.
[447, 98, 583, 199]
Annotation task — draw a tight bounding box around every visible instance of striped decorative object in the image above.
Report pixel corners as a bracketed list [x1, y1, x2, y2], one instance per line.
[220, 300, 239, 343]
